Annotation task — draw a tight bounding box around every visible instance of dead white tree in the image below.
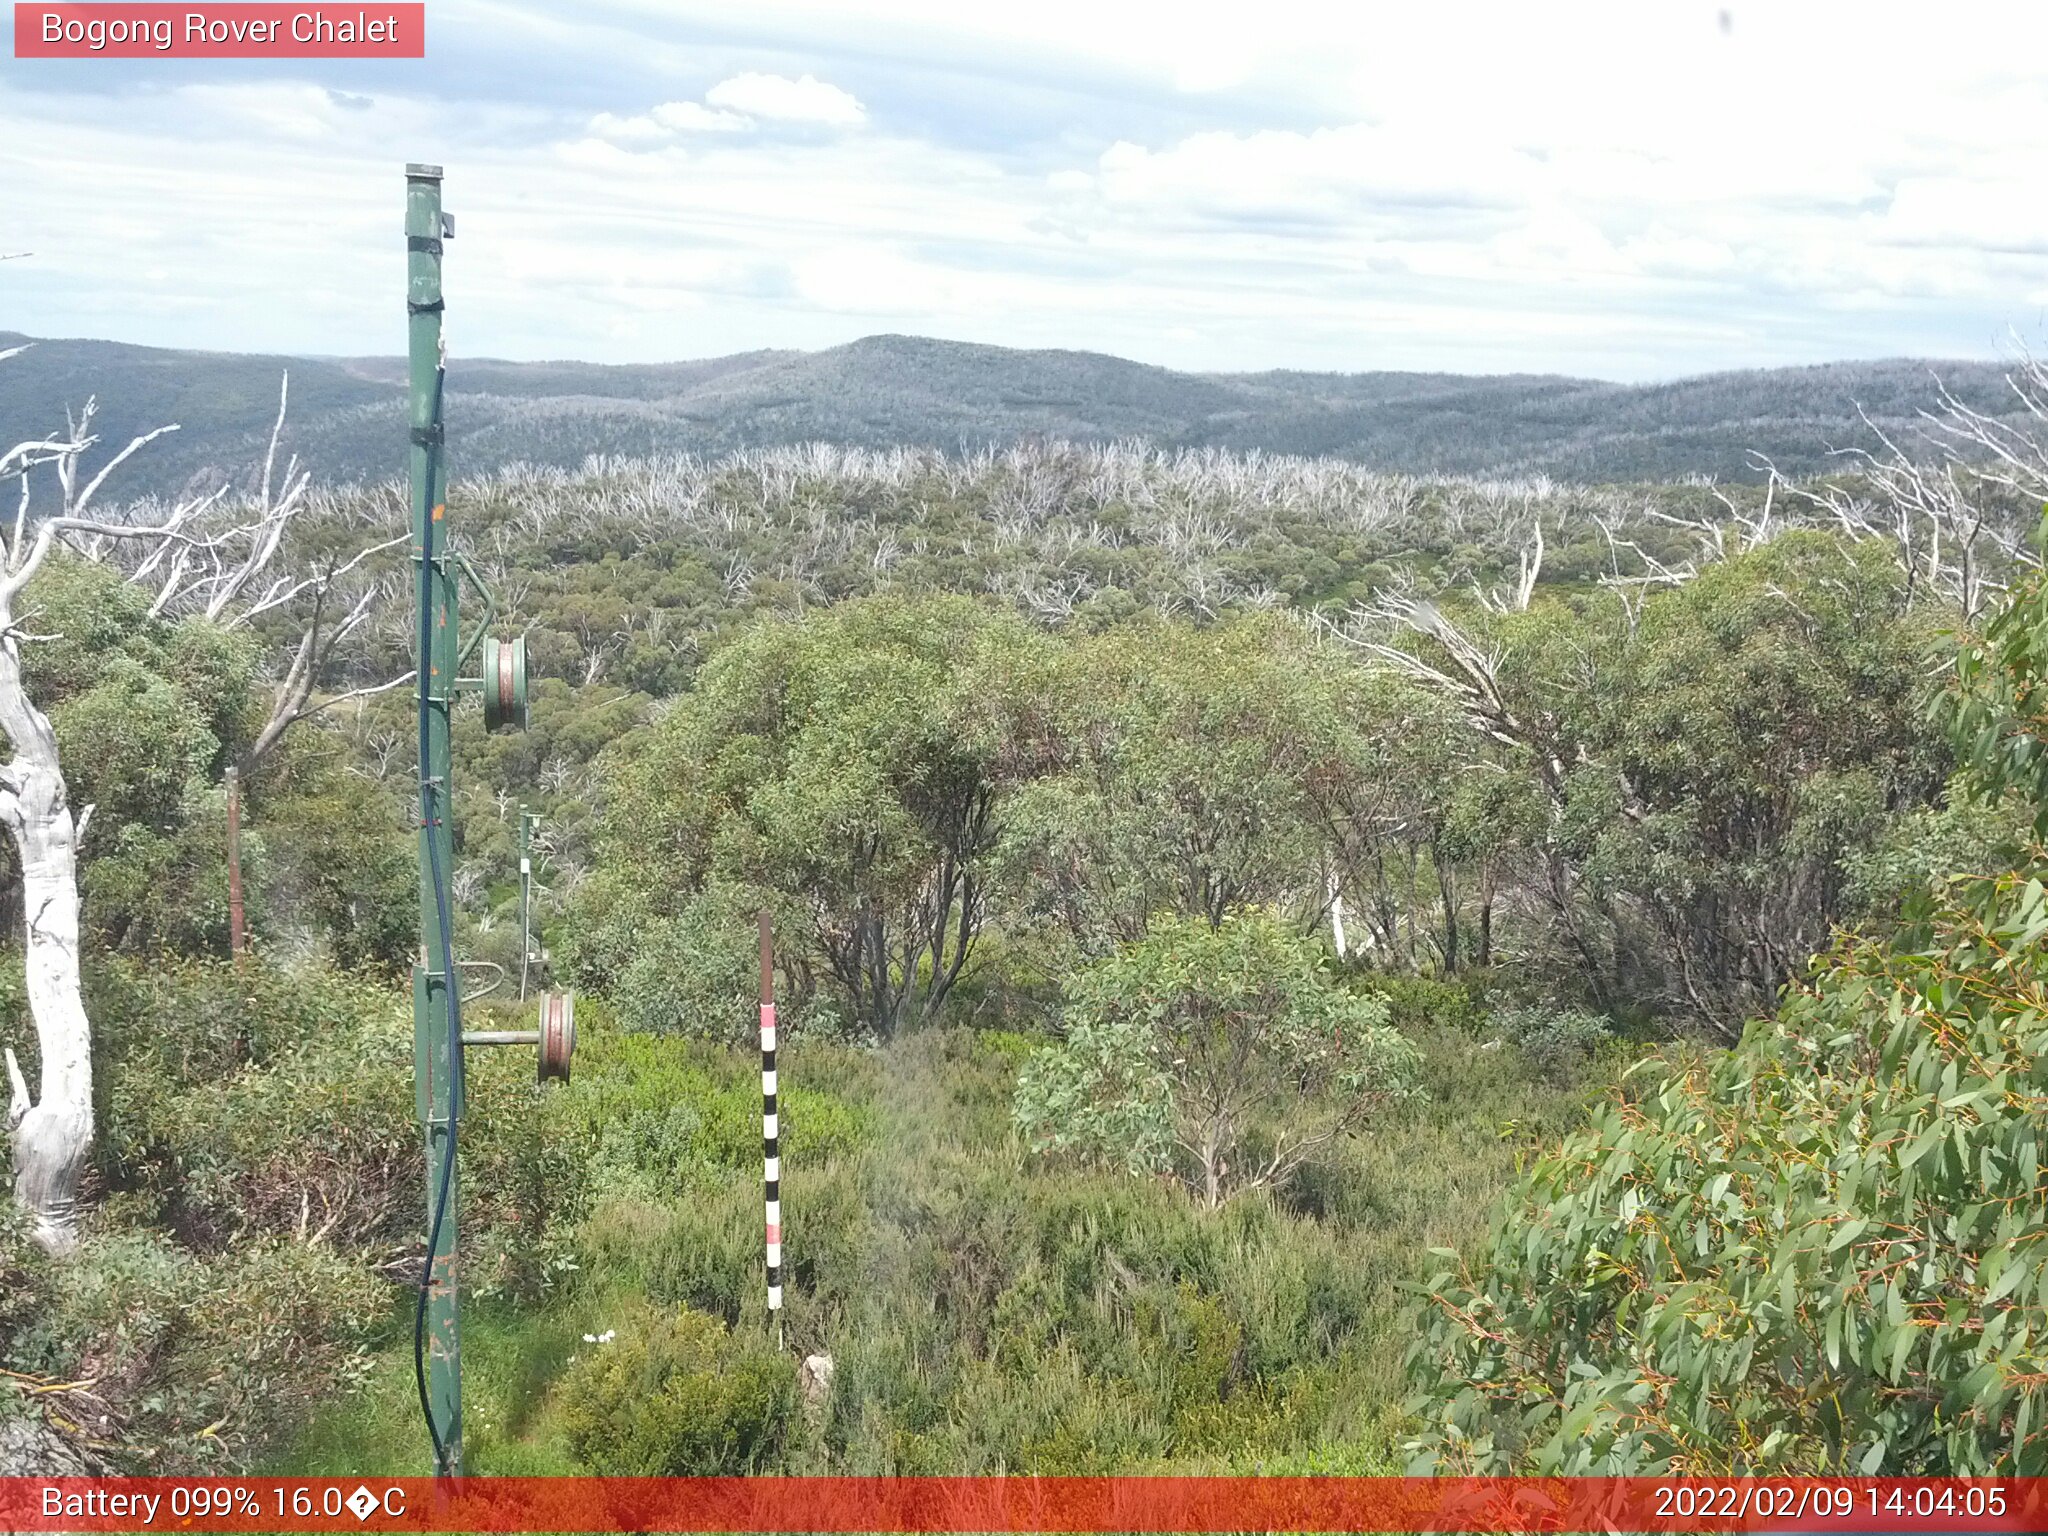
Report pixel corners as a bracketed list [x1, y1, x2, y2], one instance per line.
[1339, 589, 1571, 808]
[129, 378, 414, 763]
[1592, 511, 1710, 634]
[0, 415, 214, 1251]
[1775, 382, 2046, 619]
[1325, 865, 1349, 960]
[1, 357, 405, 1250]
[1325, 533, 1637, 1017]
[1472, 518, 1546, 615]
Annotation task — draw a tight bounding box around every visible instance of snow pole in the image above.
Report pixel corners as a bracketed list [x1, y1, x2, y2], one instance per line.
[759, 910, 784, 1349]
[517, 806, 540, 1001]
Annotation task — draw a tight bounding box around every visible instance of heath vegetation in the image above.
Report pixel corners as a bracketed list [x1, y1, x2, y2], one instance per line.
[8, 347, 2048, 1473]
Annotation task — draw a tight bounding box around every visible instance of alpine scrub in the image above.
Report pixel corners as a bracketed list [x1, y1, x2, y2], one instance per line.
[1406, 554, 2048, 1476]
[1406, 878, 2048, 1474]
[1014, 912, 1422, 1210]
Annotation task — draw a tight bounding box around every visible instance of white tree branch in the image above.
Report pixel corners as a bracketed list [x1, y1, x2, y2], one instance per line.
[70, 425, 181, 520]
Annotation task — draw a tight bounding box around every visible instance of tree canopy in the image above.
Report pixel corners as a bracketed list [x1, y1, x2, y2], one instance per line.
[1405, 552, 2048, 1475]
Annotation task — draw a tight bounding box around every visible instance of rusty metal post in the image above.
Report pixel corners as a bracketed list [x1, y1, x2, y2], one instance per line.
[225, 765, 245, 957]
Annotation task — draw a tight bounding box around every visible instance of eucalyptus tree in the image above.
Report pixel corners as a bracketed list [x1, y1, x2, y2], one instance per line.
[577, 593, 1042, 1041]
[1409, 559, 2048, 1475]
[1347, 528, 1943, 1034]
[994, 614, 1367, 953]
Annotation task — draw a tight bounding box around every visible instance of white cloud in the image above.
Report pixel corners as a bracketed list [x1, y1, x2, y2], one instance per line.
[587, 101, 748, 145]
[1086, 126, 1540, 222]
[704, 72, 866, 127]
[7, 2, 2048, 378]
[587, 110, 671, 145]
[651, 100, 750, 133]
[1880, 179, 2048, 256]
[582, 73, 862, 153]
[1491, 210, 1627, 280]
[791, 245, 950, 313]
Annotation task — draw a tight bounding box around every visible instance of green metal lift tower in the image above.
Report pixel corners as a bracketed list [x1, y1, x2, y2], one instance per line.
[406, 163, 568, 1477]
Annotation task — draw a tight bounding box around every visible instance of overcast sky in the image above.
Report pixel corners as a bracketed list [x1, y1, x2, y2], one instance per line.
[3, 1, 2045, 380]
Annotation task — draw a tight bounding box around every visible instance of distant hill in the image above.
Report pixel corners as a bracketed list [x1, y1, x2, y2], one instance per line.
[0, 330, 2025, 498]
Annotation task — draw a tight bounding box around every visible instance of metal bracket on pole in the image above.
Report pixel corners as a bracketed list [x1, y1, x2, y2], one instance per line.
[461, 993, 575, 1083]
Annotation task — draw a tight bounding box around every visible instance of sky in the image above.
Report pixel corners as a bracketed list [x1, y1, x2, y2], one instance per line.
[3, 1, 2047, 381]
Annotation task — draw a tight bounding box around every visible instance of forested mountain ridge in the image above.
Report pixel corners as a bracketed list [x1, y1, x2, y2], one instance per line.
[0, 329, 2029, 496]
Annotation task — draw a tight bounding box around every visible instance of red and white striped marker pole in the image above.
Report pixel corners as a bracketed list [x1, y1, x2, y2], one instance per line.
[758, 911, 783, 1348]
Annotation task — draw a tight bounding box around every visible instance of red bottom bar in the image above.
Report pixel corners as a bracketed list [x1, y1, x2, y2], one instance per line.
[2, 1477, 2042, 1533]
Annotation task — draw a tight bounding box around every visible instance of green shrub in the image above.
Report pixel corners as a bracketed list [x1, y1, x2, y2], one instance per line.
[0, 1201, 57, 1371]
[601, 886, 758, 1043]
[457, 1016, 596, 1303]
[84, 959, 574, 1306]
[1490, 1002, 1613, 1083]
[103, 979, 414, 1250]
[1406, 861, 2048, 1474]
[555, 1301, 797, 1473]
[549, 1022, 873, 1203]
[636, 1186, 763, 1325]
[253, 757, 415, 975]
[946, 1349, 1165, 1473]
[2, 1228, 381, 1471]
[1138, 1281, 1242, 1418]
[89, 954, 396, 1089]
[1359, 972, 1491, 1036]
[1016, 911, 1421, 1208]
[577, 1156, 872, 1340]
[180, 1239, 385, 1414]
[1407, 558, 2048, 1476]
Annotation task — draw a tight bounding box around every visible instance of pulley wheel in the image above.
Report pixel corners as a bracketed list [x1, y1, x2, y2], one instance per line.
[537, 990, 575, 1084]
[482, 634, 529, 733]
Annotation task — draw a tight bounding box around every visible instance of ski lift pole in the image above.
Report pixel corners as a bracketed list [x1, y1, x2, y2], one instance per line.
[406, 161, 463, 1477]
[405, 164, 564, 1480]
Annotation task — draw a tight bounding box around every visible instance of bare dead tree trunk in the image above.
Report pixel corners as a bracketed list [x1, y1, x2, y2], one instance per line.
[0, 585, 91, 1252]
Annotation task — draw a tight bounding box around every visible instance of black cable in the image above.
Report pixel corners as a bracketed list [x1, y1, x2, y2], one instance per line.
[412, 361, 462, 1478]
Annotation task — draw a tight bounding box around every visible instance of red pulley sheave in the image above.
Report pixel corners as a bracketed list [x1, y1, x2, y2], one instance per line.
[537, 990, 575, 1084]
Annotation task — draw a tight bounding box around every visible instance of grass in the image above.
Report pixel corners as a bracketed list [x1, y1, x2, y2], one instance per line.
[275, 1006, 1607, 1476]
[283, 1300, 595, 1476]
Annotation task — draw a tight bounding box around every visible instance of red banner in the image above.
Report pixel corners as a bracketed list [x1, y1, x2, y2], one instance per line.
[0, 1477, 2042, 1532]
[12, 4, 425, 58]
